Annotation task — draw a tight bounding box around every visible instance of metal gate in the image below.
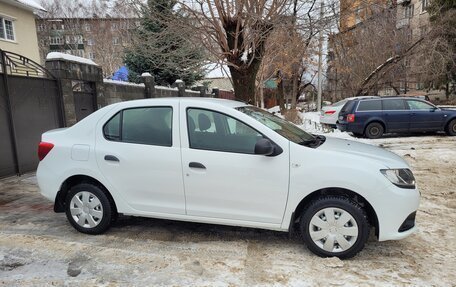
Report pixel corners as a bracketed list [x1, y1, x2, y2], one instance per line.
[72, 80, 96, 121]
[0, 50, 63, 178]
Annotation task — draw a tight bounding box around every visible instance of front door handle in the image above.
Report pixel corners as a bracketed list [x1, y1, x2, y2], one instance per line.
[189, 162, 206, 169]
[104, 155, 119, 162]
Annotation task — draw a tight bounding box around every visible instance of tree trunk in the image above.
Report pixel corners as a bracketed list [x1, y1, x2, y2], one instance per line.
[277, 78, 285, 113]
[229, 64, 260, 104]
[291, 72, 298, 109]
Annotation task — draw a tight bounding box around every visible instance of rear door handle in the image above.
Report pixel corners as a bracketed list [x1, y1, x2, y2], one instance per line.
[189, 162, 206, 169]
[104, 155, 119, 162]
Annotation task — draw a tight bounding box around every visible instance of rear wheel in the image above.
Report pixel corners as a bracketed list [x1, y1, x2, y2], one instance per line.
[299, 196, 370, 259]
[445, 119, 456, 136]
[364, 122, 384, 139]
[65, 183, 115, 234]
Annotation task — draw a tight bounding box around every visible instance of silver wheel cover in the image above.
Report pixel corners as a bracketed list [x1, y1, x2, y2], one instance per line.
[309, 207, 359, 253]
[70, 191, 103, 228]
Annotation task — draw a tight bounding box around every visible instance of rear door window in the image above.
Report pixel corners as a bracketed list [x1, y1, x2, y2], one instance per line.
[357, 100, 382, 111]
[382, 99, 406, 110]
[103, 107, 173, 146]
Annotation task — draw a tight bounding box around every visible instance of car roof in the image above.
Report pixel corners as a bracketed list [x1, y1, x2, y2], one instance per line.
[114, 97, 247, 109]
[356, 96, 429, 101]
[346, 96, 380, 100]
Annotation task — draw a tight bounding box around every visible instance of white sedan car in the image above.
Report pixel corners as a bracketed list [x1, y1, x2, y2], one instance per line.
[320, 96, 380, 127]
[37, 98, 420, 258]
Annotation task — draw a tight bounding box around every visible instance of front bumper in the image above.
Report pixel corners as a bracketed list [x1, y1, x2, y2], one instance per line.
[376, 184, 420, 241]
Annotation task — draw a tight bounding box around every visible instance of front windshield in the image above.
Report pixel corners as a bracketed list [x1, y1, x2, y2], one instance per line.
[237, 106, 315, 144]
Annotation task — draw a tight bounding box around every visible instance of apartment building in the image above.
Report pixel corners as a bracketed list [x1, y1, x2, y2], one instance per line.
[36, 17, 139, 77]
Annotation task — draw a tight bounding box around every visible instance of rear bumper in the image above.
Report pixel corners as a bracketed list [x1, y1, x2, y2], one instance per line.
[336, 122, 364, 134]
[320, 116, 337, 126]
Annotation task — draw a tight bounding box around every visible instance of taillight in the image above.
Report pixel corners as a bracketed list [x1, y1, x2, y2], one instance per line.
[324, 110, 336, 115]
[38, 142, 54, 161]
[347, 114, 355, 123]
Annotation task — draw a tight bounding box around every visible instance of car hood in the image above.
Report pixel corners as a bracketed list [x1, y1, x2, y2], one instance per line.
[317, 137, 408, 169]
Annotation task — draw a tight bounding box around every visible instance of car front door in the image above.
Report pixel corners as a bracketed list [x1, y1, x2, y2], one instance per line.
[180, 104, 290, 224]
[406, 100, 445, 131]
[95, 103, 186, 215]
[382, 99, 410, 132]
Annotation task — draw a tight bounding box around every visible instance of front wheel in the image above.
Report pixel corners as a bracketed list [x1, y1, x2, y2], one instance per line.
[445, 119, 456, 136]
[299, 196, 370, 259]
[65, 183, 115, 234]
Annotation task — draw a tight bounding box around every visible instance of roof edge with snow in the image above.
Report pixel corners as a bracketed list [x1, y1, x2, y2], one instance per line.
[46, 52, 98, 66]
[2, 0, 46, 12]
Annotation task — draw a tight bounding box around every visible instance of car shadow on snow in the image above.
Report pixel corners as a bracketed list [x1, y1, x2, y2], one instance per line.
[110, 215, 300, 244]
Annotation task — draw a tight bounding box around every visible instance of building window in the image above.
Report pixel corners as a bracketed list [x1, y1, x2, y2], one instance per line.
[88, 52, 95, 60]
[405, 4, 414, 18]
[0, 18, 15, 41]
[111, 22, 118, 31]
[84, 24, 91, 31]
[37, 23, 46, 31]
[75, 35, 83, 44]
[421, 0, 429, 12]
[113, 37, 120, 45]
[50, 36, 63, 45]
[87, 38, 94, 46]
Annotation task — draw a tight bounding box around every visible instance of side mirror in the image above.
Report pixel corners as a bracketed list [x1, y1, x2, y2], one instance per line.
[254, 138, 275, 156]
[430, 107, 438, 112]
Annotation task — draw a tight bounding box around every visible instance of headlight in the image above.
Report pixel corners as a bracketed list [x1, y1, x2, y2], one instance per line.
[380, 169, 416, 189]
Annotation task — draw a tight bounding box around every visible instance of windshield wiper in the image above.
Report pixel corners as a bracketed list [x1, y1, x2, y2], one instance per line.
[299, 135, 326, 147]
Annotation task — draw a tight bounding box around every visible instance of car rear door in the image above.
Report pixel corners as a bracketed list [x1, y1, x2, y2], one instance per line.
[95, 103, 186, 215]
[382, 99, 410, 132]
[406, 100, 445, 131]
[179, 102, 290, 224]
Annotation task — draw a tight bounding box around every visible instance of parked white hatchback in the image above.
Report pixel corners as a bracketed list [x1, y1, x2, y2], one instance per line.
[37, 98, 420, 258]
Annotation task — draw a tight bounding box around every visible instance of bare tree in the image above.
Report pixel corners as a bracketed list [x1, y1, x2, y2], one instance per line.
[327, 7, 421, 99]
[173, 0, 293, 103]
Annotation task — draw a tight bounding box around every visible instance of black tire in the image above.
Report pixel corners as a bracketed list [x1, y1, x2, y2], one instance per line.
[65, 183, 115, 234]
[299, 196, 370, 259]
[364, 122, 384, 139]
[445, 119, 456, 136]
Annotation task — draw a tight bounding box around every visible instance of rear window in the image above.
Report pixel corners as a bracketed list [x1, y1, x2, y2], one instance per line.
[332, 99, 348, 107]
[357, 100, 382, 111]
[340, 100, 356, 114]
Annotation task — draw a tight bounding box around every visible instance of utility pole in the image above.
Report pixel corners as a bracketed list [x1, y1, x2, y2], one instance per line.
[317, 1, 324, 111]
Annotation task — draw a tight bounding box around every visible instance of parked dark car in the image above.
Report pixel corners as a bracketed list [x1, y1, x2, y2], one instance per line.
[337, 97, 456, 138]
